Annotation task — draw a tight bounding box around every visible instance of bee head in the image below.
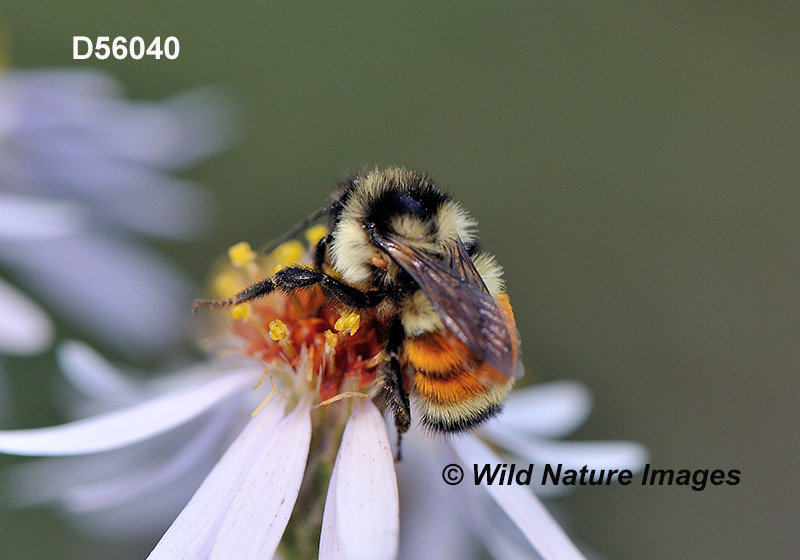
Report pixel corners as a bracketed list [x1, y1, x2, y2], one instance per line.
[329, 168, 477, 287]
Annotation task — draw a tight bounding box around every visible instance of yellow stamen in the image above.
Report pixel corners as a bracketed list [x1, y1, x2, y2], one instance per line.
[334, 311, 361, 336]
[228, 242, 257, 269]
[365, 350, 387, 368]
[252, 365, 276, 390]
[269, 319, 289, 341]
[324, 329, 338, 350]
[305, 224, 329, 248]
[213, 273, 239, 299]
[251, 377, 280, 417]
[230, 303, 251, 321]
[272, 240, 304, 266]
[317, 391, 369, 407]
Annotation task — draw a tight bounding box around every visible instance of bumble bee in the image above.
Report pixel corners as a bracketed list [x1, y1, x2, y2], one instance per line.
[197, 167, 521, 434]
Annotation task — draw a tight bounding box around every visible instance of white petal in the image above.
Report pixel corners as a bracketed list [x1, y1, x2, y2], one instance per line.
[485, 427, 649, 474]
[470, 492, 545, 560]
[57, 340, 146, 405]
[0, 69, 119, 138]
[0, 233, 195, 355]
[0, 367, 259, 456]
[486, 381, 592, 438]
[0, 277, 54, 355]
[210, 399, 312, 560]
[321, 400, 399, 560]
[146, 395, 288, 560]
[4, 145, 213, 238]
[63, 404, 238, 512]
[68, 469, 213, 539]
[451, 435, 587, 560]
[394, 430, 475, 560]
[81, 178, 213, 240]
[2, 69, 234, 170]
[136, 86, 239, 169]
[0, 194, 86, 239]
[7, 421, 202, 507]
[8, 422, 228, 539]
[319, 460, 345, 560]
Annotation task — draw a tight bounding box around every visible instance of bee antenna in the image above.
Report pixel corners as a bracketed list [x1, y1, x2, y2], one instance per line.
[262, 206, 329, 255]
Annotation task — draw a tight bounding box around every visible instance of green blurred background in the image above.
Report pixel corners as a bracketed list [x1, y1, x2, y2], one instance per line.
[0, 2, 797, 559]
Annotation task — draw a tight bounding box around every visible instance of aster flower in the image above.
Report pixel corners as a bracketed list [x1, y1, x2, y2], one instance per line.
[0, 237, 402, 559]
[0, 237, 641, 560]
[0, 67, 236, 355]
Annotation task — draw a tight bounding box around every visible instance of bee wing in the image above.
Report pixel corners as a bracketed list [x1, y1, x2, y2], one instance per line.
[373, 232, 515, 377]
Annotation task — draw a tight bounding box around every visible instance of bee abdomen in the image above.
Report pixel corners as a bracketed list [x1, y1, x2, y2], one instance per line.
[404, 332, 515, 432]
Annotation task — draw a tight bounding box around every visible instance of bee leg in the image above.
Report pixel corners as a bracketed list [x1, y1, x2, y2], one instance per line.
[376, 359, 411, 461]
[194, 266, 384, 310]
[312, 234, 332, 270]
[375, 318, 410, 460]
[377, 356, 411, 431]
[193, 277, 277, 310]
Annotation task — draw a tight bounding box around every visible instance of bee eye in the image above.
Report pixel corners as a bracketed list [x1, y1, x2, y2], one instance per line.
[364, 221, 381, 245]
[397, 193, 423, 215]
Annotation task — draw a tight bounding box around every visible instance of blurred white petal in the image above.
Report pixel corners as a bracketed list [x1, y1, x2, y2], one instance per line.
[487, 380, 592, 439]
[210, 399, 312, 560]
[63, 404, 237, 512]
[68, 466, 219, 538]
[0, 194, 86, 239]
[87, 178, 213, 240]
[0, 233, 194, 355]
[1, 69, 236, 170]
[4, 151, 213, 239]
[451, 435, 587, 560]
[143, 86, 240, 169]
[486, 428, 649, 473]
[0, 69, 123, 122]
[463, 486, 547, 560]
[57, 340, 147, 405]
[0, 276, 54, 354]
[0, 367, 259, 456]
[0, 68, 237, 354]
[320, 400, 399, 560]
[7, 416, 213, 506]
[148, 395, 288, 560]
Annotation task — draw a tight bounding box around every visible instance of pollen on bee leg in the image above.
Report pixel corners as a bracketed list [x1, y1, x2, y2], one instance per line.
[334, 312, 361, 335]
